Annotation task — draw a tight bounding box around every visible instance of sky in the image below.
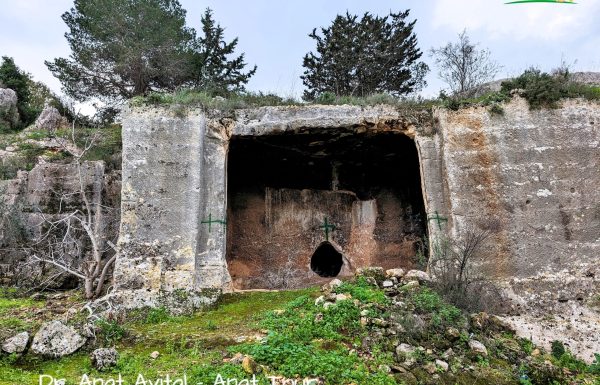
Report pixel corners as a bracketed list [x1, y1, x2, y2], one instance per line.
[1, 0, 599, 105]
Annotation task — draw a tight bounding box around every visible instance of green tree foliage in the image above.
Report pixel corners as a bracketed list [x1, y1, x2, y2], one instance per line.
[0, 56, 38, 127]
[46, 1, 255, 103]
[190, 9, 256, 94]
[46, 0, 196, 102]
[301, 10, 428, 101]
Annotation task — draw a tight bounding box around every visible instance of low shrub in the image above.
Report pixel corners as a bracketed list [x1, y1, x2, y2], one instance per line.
[501, 68, 600, 109]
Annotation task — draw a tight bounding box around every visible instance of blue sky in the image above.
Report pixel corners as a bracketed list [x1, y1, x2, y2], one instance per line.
[1, 0, 599, 101]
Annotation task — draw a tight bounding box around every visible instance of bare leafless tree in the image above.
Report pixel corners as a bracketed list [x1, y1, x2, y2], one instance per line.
[429, 220, 500, 311]
[430, 30, 501, 94]
[28, 121, 118, 299]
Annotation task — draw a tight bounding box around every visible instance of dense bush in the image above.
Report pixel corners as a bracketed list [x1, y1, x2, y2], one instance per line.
[501, 68, 600, 109]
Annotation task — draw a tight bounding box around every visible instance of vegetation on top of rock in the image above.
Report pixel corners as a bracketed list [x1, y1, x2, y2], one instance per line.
[131, 90, 300, 110]
[0, 57, 73, 132]
[500, 68, 600, 109]
[0, 124, 122, 180]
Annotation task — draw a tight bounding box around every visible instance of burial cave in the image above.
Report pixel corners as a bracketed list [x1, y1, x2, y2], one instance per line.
[226, 129, 427, 289]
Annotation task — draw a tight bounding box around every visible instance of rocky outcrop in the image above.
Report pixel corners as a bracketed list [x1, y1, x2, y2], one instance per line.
[0, 160, 121, 288]
[34, 105, 63, 133]
[30, 320, 86, 358]
[0, 88, 18, 128]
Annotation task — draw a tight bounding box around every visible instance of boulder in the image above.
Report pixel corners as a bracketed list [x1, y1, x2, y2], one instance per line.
[35, 105, 63, 133]
[0, 88, 19, 128]
[386, 268, 406, 278]
[2, 331, 29, 354]
[90, 348, 119, 371]
[31, 320, 87, 358]
[404, 270, 432, 283]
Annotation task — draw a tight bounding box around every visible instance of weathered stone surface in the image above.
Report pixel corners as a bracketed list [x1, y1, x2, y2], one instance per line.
[35, 105, 63, 133]
[90, 347, 119, 371]
[2, 331, 29, 354]
[468, 340, 488, 356]
[324, 278, 343, 291]
[113, 100, 600, 316]
[0, 161, 120, 288]
[385, 268, 406, 278]
[0, 88, 18, 128]
[241, 355, 259, 374]
[31, 320, 86, 357]
[435, 98, 600, 307]
[111, 108, 227, 310]
[404, 270, 431, 283]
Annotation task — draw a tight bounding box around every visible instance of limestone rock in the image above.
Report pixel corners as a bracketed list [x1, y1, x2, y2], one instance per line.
[242, 355, 260, 374]
[470, 312, 490, 330]
[404, 270, 432, 283]
[396, 343, 415, 355]
[468, 340, 488, 356]
[229, 352, 244, 364]
[334, 293, 350, 302]
[31, 321, 86, 358]
[150, 351, 160, 359]
[324, 278, 343, 291]
[90, 348, 119, 371]
[386, 268, 406, 278]
[445, 327, 461, 341]
[435, 359, 449, 372]
[355, 267, 385, 282]
[424, 362, 437, 374]
[314, 295, 325, 306]
[35, 105, 63, 133]
[382, 280, 394, 288]
[401, 281, 420, 290]
[0, 88, 18, 128]
[2, 331, 29, 354]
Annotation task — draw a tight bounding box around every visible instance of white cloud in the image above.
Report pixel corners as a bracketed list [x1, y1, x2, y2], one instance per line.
[431, 0, 600, 42]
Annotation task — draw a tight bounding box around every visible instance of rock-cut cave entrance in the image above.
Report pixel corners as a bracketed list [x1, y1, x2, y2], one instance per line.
[310, 242, 344, 278]
[226, 129, 427, 290]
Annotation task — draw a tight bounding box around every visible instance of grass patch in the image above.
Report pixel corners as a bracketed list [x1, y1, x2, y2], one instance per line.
[336, 276, 388, 304]
[1, 282, 598, 385]
[131, 90, 300, 111]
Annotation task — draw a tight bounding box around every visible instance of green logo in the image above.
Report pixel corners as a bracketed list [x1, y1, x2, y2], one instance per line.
[506, 0, 576, 4]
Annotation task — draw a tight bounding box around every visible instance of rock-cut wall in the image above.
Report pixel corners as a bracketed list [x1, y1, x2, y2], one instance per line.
[435, 98, 600, 310]
[112, 99, 600, 312]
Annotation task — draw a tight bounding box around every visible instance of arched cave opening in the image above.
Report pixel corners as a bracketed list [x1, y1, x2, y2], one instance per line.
[310, 242, 344, 277]
[226, 129, 427, 289]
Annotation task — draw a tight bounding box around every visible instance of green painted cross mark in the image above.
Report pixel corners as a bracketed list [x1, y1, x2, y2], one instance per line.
[201, 213, 226, 232]
[428, 211, 448, 230]
[319, 217, 337, 241]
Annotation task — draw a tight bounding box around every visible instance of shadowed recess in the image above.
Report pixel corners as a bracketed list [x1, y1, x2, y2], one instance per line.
[310, 242, 343, 277]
